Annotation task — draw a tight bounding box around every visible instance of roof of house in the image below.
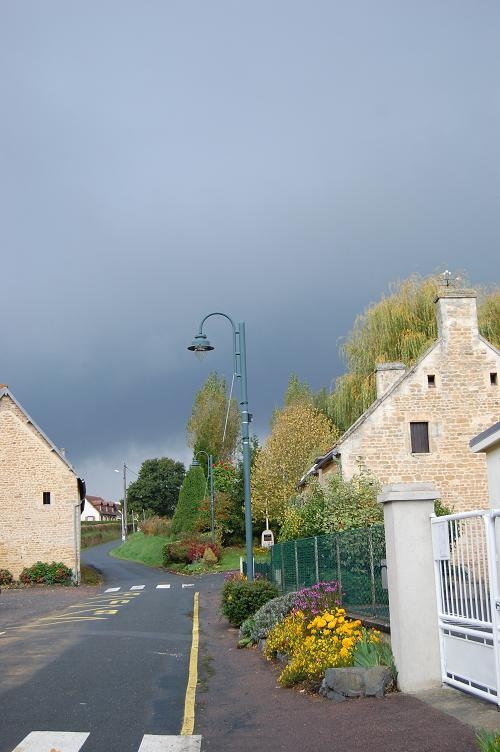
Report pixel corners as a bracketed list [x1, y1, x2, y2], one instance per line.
[85, 496, 118, 512]
[0, 384, 76, 473]
[470, 422, 500, 453]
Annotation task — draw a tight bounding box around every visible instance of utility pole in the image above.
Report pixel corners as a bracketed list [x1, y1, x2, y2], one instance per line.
[123, 463, 128, 541]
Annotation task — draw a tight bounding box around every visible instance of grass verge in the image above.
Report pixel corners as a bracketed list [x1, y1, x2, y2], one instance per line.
[110, 532, 170, 567]
[110, 534, 270, 574]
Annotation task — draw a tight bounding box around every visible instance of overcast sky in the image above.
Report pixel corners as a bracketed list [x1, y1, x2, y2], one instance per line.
[1, 2, 499, 500]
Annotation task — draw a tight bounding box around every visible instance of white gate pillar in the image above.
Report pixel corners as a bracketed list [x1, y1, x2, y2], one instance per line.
[378, 482, 442, 692]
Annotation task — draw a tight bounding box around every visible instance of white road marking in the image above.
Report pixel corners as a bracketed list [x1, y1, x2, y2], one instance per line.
[9, 733, 201, 752]
[138, 735, 202, 752]
[104, 587, 120, 592]
[12, 731, 90, 751]
[130, 585, 145, 590]
[182, 583, 195, 589]
[156, 584, 171, 589]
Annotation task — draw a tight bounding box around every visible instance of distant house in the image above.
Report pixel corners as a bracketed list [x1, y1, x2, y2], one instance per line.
[0, 385, 85, 581]
[301, 289, 500, 513]
[81, 495, 119, 521]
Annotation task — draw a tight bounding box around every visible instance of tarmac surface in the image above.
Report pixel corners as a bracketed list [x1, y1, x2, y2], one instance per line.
[3, 577, 500, 752]
[195, 584, 500, 752]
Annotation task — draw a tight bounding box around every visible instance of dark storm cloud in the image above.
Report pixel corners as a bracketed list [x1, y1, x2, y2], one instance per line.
[1, 1, 499, 497]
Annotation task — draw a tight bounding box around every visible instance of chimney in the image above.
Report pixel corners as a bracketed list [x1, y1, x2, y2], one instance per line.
[375, 363, 406, 399]
[0, 384, 8, 389]
[435, 288, 478, 347]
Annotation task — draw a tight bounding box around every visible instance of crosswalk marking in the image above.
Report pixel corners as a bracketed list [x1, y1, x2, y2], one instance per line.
[138, 736, 202, 752]
[156, 584, 171, 589]
[130, 584, 145, 590]
[13, 731, 90, 751]
[104, 587, 120, 592]
[182, 583, 195, 589]
[10, 733, 201, 752]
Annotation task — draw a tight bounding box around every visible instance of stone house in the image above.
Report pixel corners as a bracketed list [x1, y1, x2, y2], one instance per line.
[81, 495, 119, 521]
[0, 385, 85, 581]
[302, 289, 500, 513]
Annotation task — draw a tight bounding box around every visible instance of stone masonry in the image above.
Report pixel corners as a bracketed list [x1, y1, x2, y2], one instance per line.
[319, 290, 500, 513]
[0, 388, 81, 579]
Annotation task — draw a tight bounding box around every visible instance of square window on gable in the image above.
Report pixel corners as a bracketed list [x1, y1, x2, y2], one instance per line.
[43, 491, 51, 505]
[491, 372, 498, 386]
[427, 375, 436, 388]
[410, 422, 430, 453]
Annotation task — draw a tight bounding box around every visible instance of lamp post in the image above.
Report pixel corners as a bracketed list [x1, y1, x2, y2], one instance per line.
[188, 313, 254, 581]
[191, 452, 215, 545]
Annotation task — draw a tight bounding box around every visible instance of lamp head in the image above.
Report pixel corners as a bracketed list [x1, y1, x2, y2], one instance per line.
[187, 333, 214, 353]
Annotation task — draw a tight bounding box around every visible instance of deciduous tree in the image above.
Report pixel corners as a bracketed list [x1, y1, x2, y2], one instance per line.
[126, 458, 185, 518]
[251, 403, 337, 524]
[187, 372, 240, 469]
[329, 275, 500, 433]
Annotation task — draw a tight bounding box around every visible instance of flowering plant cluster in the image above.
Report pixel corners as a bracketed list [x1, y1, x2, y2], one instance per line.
[292, 580, 343, 617]
[264, 605, 381, 687]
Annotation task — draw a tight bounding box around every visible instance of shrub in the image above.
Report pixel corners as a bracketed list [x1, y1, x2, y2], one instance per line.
[240, 591, 297, 642]
[171, 465, 206, 535]
[292, 581, 343, 617]
[188, 541, 220, 563]
[352, 628, 396, 678]
[264, 606, 370, 687]
[221, 578, 279, 627]
[163, 538, 220, 565]
[0, 569, 14, 586]
[202, 547, 218, 566]
[141, 516, 172, 536]
[19, 561, 73, 585]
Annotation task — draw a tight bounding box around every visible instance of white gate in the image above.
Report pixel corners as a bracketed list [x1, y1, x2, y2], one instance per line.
[432, 509, 500, 706]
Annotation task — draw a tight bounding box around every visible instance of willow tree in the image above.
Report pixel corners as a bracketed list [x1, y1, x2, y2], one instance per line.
[251, 402, 338, 524]
[329, 275, 500, 434]
[187, 372, 240, 467]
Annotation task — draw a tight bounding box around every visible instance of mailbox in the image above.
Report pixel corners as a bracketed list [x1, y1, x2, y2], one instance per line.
[261, 529, 274, 548]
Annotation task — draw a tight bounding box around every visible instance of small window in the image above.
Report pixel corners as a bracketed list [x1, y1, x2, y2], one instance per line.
[410, 422, 430, 453]
[427, 375, 436, 388]
[491, 372, 498, 386]
[43, 491, 51, 505]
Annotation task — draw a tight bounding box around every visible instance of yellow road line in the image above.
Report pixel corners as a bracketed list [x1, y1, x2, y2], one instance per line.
[181, 591, 199, 736]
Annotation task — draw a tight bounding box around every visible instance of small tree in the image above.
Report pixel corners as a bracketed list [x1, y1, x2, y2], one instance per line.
[171, 464, 207, 536]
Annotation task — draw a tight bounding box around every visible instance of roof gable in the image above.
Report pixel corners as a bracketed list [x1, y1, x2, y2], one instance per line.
[0, 386, 76, 473]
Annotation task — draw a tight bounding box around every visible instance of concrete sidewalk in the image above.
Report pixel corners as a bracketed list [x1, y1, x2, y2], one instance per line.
[195, 586, 497, 752]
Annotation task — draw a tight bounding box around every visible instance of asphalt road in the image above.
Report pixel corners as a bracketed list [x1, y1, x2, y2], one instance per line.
[0, 541, 200, 752]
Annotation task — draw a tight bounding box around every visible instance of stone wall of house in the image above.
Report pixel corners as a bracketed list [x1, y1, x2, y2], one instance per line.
[323, 291, 500, 514]
[0, 394, 79, 579]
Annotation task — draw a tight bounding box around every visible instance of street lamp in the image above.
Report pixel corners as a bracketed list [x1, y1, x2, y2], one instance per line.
[191, 452, 215, 545]
[188, 312, 254, 581]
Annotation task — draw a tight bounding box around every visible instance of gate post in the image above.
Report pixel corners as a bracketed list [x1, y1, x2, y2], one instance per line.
[378, 482, 442, 692]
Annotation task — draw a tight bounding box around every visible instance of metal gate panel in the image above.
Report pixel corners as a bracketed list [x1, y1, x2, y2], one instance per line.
[432, 509, 500, 706]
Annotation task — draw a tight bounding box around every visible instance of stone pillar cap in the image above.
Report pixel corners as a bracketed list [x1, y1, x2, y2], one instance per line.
[378, 482, 440, 504]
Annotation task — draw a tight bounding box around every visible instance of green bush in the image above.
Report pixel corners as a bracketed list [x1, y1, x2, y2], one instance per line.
[240, 590, 297, 642]
[221, 576, 279, 627]
[0, 568, 14, 586]
[162, 538, 220, 565]
[476, 729, 500, 752]
[19, 561, 73, 585]
[171, 465, 206, 535]
[81, 521, 122, 548]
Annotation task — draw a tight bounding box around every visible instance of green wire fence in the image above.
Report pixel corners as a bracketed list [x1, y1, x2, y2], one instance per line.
[246, 525, 389, 624]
